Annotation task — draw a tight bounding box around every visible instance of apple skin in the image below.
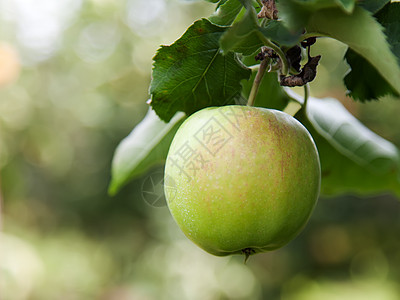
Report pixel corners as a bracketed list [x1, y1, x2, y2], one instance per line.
[164, 105, 320, 257]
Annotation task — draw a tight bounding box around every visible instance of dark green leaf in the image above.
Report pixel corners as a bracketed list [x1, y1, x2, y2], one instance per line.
[375, 3, 400, 63]
[306, 6, 400, 97]
[344, 48, 398, 101]
[259, 20, 302, 47]
[344, 2, 400, 101]
[217, 0, 229, 7]
[277, 0, 356, 31]
[286, 90, 400, 196]
[220, 7, 263, 55]
[220, 7, 302, 55]
[241, 71, 289, 110]
[209, 0, 244, 26]
[344, 3, 400, 101]
[230, 34, 263, 55]
[150, 19, 251, 122]
[237, 0, 253, 9]
[109, 109, 185, 195]
[359, 0, 390, 14]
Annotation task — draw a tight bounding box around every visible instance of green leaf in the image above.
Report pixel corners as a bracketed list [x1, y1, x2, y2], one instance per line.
[277, 0, 356, 31]
[219, 7, 302, 55]
[286, 90, 400, 196]
[306, 6, 400, 98]
[217, 0, 229, 7]
[305, 116, 400, 197]
[150, 19, 251, 122]
[343, 4, 400, 101]
[359, 0, 390, 14]
[259, 20, 303, 47]
[209, 0, 244, 26]
[241, 71, 290, 110]
[237, 0, 253, 9]
[306, 120, 400, 197]
[109, 109, 185, 195]
[375, 3, 400, 63]
[307, 98, 399, 174]
[344, 49, 398, 101]
[220, 7, 263, 55]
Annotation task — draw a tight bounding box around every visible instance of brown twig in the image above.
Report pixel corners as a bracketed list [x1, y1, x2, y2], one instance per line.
[257, 0, 278, 20]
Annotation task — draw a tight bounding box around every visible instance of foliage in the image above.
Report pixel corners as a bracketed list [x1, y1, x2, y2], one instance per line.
[286, 90, 400, 196]
[149, 19, 251, 122]
[1, 1, 400, 299]
[110, 0, 400, 198]
[344, 3, 400, 100]
[109, 109, 185, 195]
[305, 4, 400, 100]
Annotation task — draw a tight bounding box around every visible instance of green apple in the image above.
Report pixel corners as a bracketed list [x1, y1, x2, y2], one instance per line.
[164, 105, 320, 258]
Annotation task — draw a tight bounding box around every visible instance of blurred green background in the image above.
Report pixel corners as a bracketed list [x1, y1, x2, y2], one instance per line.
[1, 0, 400, 299]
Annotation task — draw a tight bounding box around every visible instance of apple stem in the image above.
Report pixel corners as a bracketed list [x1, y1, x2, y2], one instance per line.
[247, 56, 269, 107]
